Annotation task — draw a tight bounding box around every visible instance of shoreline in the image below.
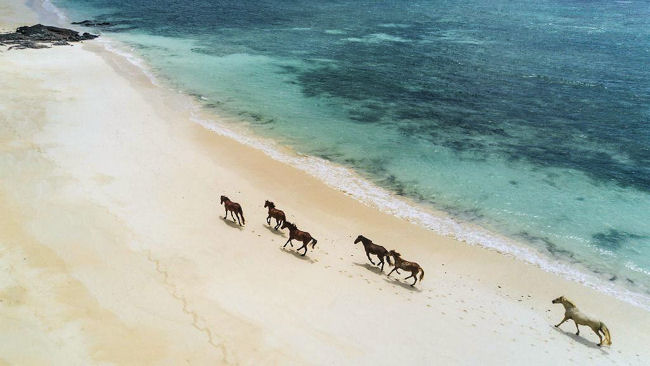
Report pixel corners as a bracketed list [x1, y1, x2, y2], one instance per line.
[26, 0, 650, 309]
[96, 30, 650, 310]
[1, 1, 649, 364]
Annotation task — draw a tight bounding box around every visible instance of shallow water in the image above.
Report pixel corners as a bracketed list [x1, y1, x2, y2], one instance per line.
[52, 0, 650, 303]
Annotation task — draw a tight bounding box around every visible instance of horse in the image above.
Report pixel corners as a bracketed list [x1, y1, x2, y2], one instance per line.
[552, 296, 612, 346]
[281, 221, 317, 256]
[220, 195, 245, 226]
[386, 250, 424, 287]
[354, 235, 391, 271]
[264, 200, 286, 230]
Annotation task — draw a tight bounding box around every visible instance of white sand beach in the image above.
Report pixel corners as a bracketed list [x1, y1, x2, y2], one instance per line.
[1, 1, 649, 364]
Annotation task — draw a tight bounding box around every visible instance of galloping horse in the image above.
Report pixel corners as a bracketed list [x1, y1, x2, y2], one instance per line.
[220, 195, 245, 226]
[281, 221, 317, 256]
[387, 250, 424, 286]
[264, 200, 286, 230]
[354, 235, 391, 271]
[552, 296, 612, 346]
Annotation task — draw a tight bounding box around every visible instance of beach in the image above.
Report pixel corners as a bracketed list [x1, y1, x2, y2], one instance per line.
[1, 1, 649, 365]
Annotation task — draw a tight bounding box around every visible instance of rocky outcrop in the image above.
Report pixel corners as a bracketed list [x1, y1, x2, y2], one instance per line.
[0, 24, 98, 50]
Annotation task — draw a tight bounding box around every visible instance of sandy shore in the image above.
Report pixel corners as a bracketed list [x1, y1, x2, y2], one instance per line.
[1, 3, 649, 365]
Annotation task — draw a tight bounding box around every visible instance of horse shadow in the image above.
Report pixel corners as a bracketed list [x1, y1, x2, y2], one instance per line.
[383, 276, 423, 292]
[279, 247, 316, 263]
[221, 217, 244, 230]
[264, 224, 286, 236]
[551, 326, 609, 353]
[353, 262, 384, 275]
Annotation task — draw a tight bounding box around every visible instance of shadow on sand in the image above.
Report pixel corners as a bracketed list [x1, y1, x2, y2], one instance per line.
[279, 247, 316, 263]
[551, 326, 609, 353]
[383, 276, 423, 292]
[264, 224, 286, 236]
[221, 217, 244, 230]
[353, 262, 384, 275]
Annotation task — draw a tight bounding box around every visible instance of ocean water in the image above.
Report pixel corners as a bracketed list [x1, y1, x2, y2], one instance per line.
[48, 0, 650, 306]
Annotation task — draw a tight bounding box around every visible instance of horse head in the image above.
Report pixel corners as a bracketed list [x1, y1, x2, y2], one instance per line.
[354, 235, 365, 244]
[220, 195, 229, 204]
[388, 250, 401, 258]
[552, 296, 575, 309]
[553, 296, 576, 308]
[282, 221, 295, 231]
[264, 200, 275, 209]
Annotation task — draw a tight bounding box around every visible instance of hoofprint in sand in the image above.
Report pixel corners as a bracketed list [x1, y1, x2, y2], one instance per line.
[1, 15, 649, 366]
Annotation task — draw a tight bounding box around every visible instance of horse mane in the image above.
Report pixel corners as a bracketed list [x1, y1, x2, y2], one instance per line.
[563, 297, 576, 308]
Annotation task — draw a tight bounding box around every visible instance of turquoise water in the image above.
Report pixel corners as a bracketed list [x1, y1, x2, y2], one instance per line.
[50, 0, 650, 305]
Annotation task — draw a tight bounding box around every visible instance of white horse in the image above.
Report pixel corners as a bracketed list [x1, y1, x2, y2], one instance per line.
[552, 296, 612, 346]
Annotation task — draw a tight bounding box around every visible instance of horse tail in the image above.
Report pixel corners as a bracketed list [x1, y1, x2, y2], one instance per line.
[385, 252, 392, 266]
[311, 237, 318, 248]
[238, 208, 245, 225]
[600, 322, 612, 345]
[419, 267, 424, 282]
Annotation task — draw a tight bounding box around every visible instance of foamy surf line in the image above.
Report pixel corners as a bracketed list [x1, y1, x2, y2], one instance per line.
[189, 113, 650, 311]
[27, 0, 650, 312]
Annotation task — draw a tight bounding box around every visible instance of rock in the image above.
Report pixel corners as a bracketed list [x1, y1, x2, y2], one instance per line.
[0, 24, 98, 50]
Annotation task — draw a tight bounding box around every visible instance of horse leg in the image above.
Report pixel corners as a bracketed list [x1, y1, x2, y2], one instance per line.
[284, 239, 293, 248]
[274, 218, 281, 230]
[379, 258, 385, 271]
[224, 208, 229, 220]
[404, 271, 418, 286]
[230, 210, 237, 222]
[298, 242, 307, 256]
[236, 212, 242, 226]
[366, 251, 376, 265]
[591, 326, 603, 346]
[573, 320, 580, 335]
[555, 316, 568, 328]
[387, 267, 397, 277]
[267, 215, 271, 225]
[598, 328, 609, 345]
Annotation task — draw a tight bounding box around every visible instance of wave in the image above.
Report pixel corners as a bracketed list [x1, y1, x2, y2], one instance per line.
[31, 0, 650, 312]
[95, 38, 161, 87]
[188, 111, 650, 311]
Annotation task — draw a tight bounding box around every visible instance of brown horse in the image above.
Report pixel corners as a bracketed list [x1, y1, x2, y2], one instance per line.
[281, 221, 317, 256]
[220, 195, 245, 226]
[387, 250, 424, 286]
[354, 235, 391, 271]
[264, 200, 286, 230]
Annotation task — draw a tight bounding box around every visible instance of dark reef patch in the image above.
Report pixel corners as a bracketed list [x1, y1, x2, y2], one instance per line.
[592, 229, 647, 250]
[518, 231, 577, 262]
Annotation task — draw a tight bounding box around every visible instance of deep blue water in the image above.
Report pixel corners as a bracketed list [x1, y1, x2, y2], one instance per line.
[52, 0, 650, 303]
